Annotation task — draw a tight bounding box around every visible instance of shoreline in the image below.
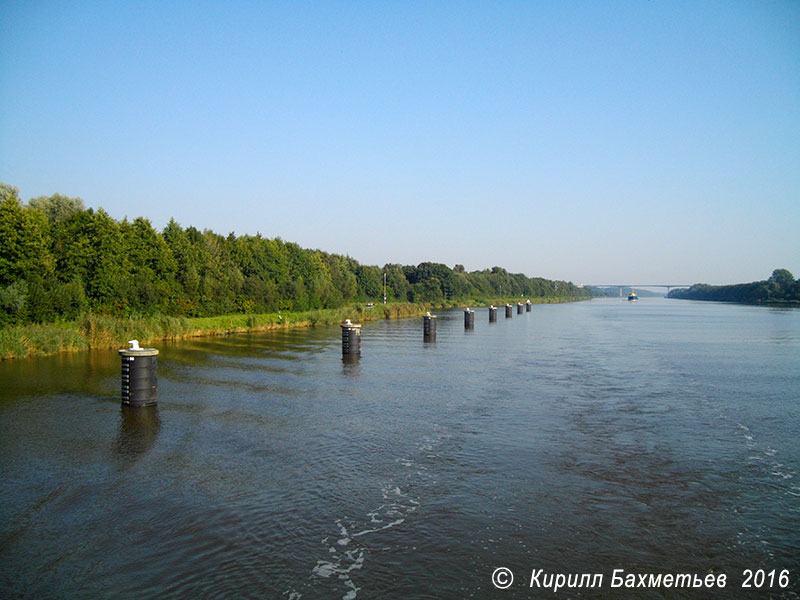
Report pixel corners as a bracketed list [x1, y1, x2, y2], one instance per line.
[0, 296, 585, 360]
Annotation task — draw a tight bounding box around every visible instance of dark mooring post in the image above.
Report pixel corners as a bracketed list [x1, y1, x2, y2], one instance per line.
[505, 304, 513, 318]
[341, 319, 362, 356]
[489, 305, 497, 323]
[517, 302, 524, 314]
[423, 312, 437, 341]
[464, 308, 475, 329]
[118, 340, 159, 407]
[526, 299, 532, 312]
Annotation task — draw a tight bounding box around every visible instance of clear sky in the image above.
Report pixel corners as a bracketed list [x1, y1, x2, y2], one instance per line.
[1, 1, 798, 285]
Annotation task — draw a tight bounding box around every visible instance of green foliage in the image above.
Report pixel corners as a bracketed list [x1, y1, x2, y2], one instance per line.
[769, 268, 794, 290]
[0, 280, 28, 326]
[28, 193, 85, 222]
[0, 183, 20, 203]
[0, 194, 54, 285]
[668, 269, 800, 304]
[0, 181, 591, 330]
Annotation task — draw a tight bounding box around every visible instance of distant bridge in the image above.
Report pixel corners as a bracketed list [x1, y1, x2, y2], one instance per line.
[589, 284, 692, 293]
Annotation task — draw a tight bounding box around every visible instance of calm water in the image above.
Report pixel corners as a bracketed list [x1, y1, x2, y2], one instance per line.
[1, 298, 798, 599]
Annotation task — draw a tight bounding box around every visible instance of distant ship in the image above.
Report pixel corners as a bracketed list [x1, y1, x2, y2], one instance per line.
[628, 290, 638, 302]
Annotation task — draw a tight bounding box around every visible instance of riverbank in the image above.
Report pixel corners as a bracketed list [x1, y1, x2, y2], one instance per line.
[666, 269, 799, 305]
[0, 296, 584, 359]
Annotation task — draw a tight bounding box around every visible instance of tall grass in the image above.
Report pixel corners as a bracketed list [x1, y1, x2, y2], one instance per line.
[0, 296, 583, 360]
[0, 322, 87, 360]
[0, 302, 432, 359]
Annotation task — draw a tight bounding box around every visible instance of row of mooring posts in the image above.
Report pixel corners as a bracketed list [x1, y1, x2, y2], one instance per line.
[116, 301, 535, 405]
[341, 300, 534, 356]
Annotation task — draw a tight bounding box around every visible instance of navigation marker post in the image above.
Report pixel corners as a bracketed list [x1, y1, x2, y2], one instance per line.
[341, 319, 362, 357]
[464, 308, 475, 329]
[118, 340, 159, 407]
[423, 312, 437, 342]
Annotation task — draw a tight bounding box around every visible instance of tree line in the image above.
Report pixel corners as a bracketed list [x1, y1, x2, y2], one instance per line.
[0, 183, 589, 326]
[667, 269, 800, 304]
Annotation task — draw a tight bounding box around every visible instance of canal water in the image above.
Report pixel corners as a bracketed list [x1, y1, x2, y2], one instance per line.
[1, 298, 798, 599]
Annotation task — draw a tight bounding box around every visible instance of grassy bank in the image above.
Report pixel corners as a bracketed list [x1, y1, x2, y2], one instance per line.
[0, 302, 430, 360]
[0, 296, 585, 360]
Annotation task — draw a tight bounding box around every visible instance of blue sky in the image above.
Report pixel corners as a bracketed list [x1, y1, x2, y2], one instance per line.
[1, 1, 798, 285]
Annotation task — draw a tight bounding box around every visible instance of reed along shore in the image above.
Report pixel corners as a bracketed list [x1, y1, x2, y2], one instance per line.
[0, 296, 583, 360]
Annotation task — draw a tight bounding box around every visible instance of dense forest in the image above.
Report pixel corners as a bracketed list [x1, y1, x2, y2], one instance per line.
[667, 269, 800, 305]
[0, 183, 589, 327]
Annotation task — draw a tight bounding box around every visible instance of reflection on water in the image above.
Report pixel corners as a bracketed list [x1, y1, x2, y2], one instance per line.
[0, 348, 118, 401]
[341, 353, 362, 376]
[0, 299, 798, 599]
[114, 405, 161, 458]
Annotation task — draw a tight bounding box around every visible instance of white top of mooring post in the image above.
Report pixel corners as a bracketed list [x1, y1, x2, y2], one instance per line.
[341, 319, 361, 329]
[118, 339, 158, 356]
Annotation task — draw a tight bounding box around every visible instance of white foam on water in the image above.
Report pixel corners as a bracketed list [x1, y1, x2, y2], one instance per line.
[336, 519, 351, 546]
[312, 549, 365, 599]
[307, 426, 445, 599]
[770, 465, 793, 480]
[352, 518, 405, 538]
[311, 480, 422, 599]
[735, 422, 797, 486]
[312, 562, 337, 578]
[342, 581, 359, 600]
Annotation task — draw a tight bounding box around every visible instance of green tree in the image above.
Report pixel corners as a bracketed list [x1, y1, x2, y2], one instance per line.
[0, 280, 28, 325]
[769, 269, 795, 297]
[0, 193, 54, 285]
[51, 208, 129, 312]
[121, 217, 178, 314]
[356, 265, 383, 300]
[0, 182, 20, 202]
[28, 193, 85, 222]
[383, 264, 409, 302]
